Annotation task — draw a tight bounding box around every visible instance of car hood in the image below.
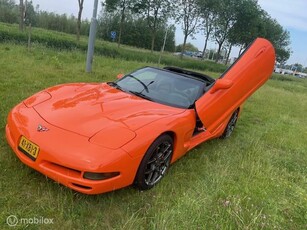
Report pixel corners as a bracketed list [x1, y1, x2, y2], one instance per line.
[33, 83, 183, 137]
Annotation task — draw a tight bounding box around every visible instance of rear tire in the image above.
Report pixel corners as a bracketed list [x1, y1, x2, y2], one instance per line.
[220, 109, 239, 139]
[134, 135, 173, 190]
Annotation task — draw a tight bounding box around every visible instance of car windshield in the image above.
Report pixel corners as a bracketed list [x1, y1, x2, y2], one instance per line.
[113, 67, 206, 109]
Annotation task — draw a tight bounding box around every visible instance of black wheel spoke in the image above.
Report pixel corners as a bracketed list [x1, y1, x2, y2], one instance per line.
[135, 135, 173, 190]
[162, 149, 172, 162]
[144, 142, 173, 185]
[162, 144, 171, 154]
[221, 109, 239, 139]
[146, 171, 154, 184]
[145, 167, 155, 175]
[151, 171, 159, 184]
[147, 158, 156, 164]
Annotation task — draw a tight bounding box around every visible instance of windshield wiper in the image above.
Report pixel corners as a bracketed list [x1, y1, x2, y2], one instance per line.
[128, 90, 154, 101]
[125, 75, 150, 92]
[107, 82, 125, 91]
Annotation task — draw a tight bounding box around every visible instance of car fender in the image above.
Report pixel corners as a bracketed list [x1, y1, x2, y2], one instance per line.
[121, 109, 195, 162]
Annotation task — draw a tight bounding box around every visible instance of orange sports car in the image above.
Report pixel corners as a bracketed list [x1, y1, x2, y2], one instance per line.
[5, 38, 275, 194]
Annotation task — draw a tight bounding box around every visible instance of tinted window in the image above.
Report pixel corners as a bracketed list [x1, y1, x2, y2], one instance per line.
[115, 67, 205, 109]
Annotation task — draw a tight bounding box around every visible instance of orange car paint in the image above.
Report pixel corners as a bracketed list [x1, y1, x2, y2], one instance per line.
[5, 38, 275, 194]
[196, 38, 275, 133]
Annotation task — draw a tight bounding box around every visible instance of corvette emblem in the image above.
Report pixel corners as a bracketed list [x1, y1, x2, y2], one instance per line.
[37, 124, 49, 132]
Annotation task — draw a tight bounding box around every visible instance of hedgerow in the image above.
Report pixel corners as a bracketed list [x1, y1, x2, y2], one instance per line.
[0, 22, 227, 73]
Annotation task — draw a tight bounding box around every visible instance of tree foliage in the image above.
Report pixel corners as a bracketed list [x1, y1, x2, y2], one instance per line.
[260, 13, 291, 64]
[135, 0, 173, 52]
[175, 0, 200, 57]
[227, 0, 261, 48]
[0, 0, 18, 23]
[176, 42, 198, 52]
[196, 0, 291, 64]
[98, 10, 175, 52]
[77, 0, 85, 41]
[0, 0, 293, 64]
[212, 0, 240, 61]
[104, 0, 138, 47]
[197, 0, 217, 58]
[19, 0, 24, 31]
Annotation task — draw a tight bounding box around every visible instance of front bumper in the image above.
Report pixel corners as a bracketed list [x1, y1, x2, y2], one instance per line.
[5, 103, 141, 194]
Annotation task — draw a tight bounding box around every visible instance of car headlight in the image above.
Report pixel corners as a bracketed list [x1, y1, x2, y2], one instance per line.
[24, 91, 52, 108]
[83, 172, 120, 180]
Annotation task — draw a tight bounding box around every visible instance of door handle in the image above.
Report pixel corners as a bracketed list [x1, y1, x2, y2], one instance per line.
[255, 47, 266, 58]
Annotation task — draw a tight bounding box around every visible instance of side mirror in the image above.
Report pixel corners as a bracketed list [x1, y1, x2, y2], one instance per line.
[210, 79, 233, 94]
[116, 73, 124, 79]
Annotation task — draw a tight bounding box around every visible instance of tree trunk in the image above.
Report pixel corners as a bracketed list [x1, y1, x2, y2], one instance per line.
[118, 0, 126, 48]
[19, 0, 24, 31]
[27, 23, 32, 51]
[150, 27, 158, 52]
[151, 33, 156, 52]
[180, 34, 188, 59]
[238, 45, 244, 57]
[118, 12, 125, 47]
[225, 45, 232, 65]
[77, 0, 84, 41]
[201, 33, 210, 59]
[215, 43, 222, 62]
[118, 22, 122, 48]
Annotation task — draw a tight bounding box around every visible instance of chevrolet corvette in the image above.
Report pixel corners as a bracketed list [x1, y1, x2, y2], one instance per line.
[5, 38, 275, 194]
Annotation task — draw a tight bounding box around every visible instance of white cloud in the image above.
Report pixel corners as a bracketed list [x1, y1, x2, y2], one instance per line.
[258, 0, 307, 31]
[31, 0, 96, 20]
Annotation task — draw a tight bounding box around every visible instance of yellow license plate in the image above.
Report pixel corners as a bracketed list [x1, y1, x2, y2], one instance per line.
[18, 136, 40, 161]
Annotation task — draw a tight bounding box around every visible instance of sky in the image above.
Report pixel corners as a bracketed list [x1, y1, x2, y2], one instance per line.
[30, 0, 307, 65]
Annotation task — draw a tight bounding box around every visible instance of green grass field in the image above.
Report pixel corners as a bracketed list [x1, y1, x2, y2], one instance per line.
[0, 43, 306, 229]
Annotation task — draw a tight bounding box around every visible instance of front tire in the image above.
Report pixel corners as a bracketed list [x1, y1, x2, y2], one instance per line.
[134, 135, 173, 190]
[220, 109, 239, 139]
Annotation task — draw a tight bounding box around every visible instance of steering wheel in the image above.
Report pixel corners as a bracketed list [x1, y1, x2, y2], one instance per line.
[169, 92, 191, 108]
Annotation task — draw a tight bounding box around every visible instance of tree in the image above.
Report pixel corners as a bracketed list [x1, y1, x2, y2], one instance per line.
[260, 13, 291, 64]
[0, 0, 19, 23]
[222, 41, 232, 64]
[227, 0, 262, 49]
[176, 0, 200, 58]
[226, 2, 291, 64]
[136, 0, 173, 52]
[104, 0, 137, 47]
[212, 0, 238, 62]
[98, 8, 118, 41]
[19, 0, 24, 31]
[24, 1, 38, 26]
[98, 10, 175, 51]
[197, 0, 217, 59]
[225, 0, 263, 64]
[275, 42, 291, 64]
[76, 0, 84, 41]
[176, 42, 198, 52]
[292, 63, 303, 72]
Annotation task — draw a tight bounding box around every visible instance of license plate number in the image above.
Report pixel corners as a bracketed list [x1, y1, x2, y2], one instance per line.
[18, 136, 40, 161]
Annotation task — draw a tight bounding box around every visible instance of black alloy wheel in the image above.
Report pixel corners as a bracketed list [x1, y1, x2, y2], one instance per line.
[220, 109, 239, 139]
[135, 135, 173, 190]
